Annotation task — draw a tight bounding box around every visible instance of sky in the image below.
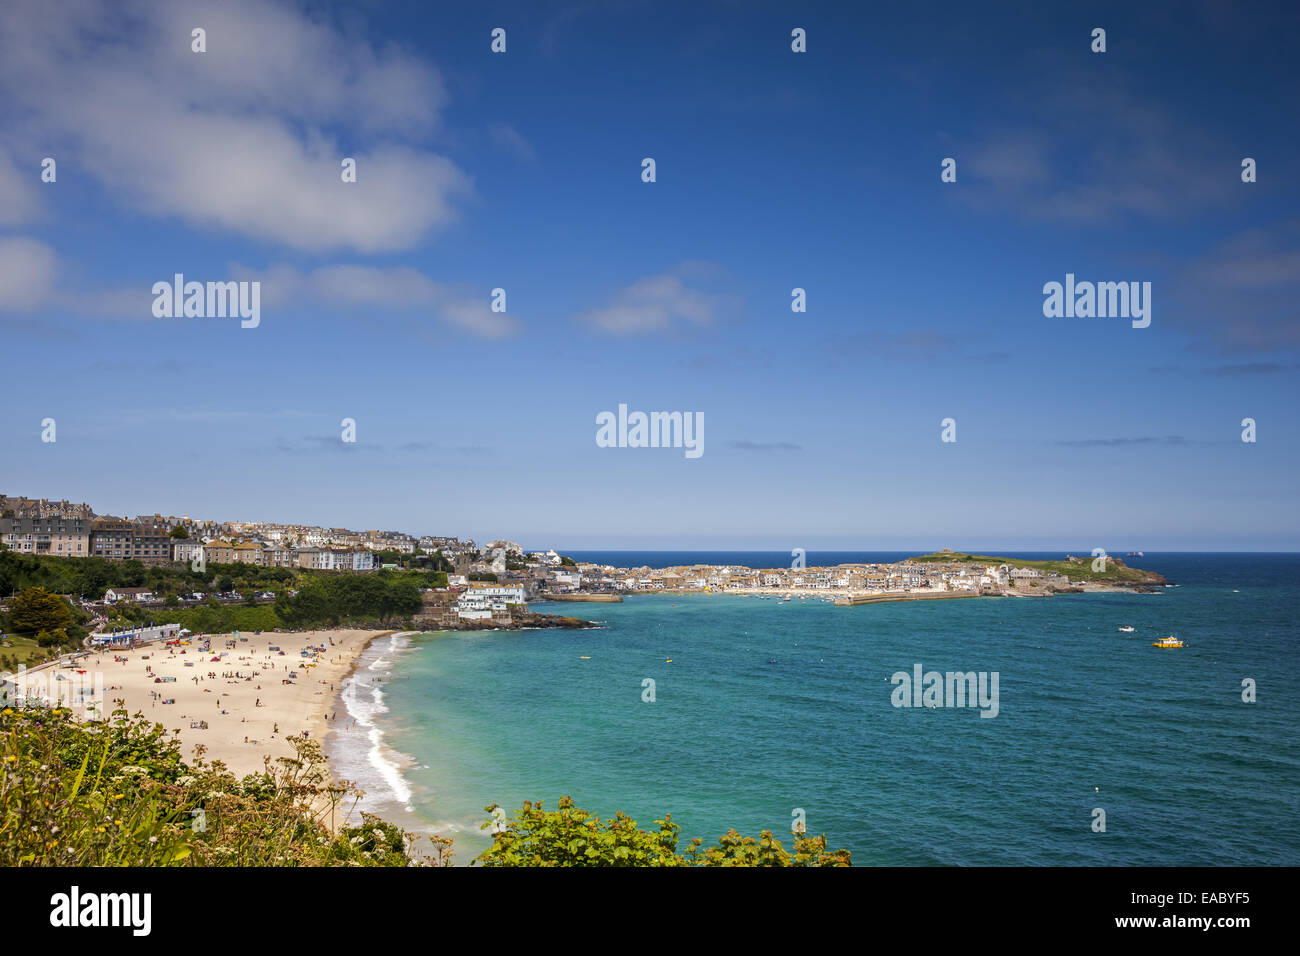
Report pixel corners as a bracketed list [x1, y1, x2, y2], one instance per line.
[1, 0, 1297, 551]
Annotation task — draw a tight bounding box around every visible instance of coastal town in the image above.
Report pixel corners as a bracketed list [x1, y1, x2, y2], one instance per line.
[2, 493, 1166, 634]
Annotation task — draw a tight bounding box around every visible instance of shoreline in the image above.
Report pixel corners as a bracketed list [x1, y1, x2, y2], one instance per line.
[323, 630, 423, 828]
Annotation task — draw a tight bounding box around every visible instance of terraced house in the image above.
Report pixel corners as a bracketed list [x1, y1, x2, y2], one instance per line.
[202, 540, 236, 564]
[231, 540, 265, 565]
[0, 515, 90, 556]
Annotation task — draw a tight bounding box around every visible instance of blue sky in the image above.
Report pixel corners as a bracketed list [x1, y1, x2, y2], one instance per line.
[1, 0, 1297, 550]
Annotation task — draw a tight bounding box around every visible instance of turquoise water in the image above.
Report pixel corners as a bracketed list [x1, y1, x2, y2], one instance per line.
[335, 554, 1300, 865]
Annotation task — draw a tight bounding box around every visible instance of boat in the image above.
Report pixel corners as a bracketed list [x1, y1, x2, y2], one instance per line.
[1118, 625, 1135, 633]
[1152, 635, 1184, 648]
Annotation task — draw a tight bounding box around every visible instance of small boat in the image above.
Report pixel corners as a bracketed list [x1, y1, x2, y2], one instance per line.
[1152, 635, 1184, 648]
[665, 658, 672, 663]
[1118, 625, 1135, 633]
[579, 655, 591, 660]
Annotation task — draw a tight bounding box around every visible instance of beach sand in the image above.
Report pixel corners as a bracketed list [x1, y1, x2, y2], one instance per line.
[73, 628, 391, 778]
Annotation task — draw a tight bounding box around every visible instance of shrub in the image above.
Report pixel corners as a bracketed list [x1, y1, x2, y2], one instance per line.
[477, 795, 851, 867]
[0, 707, 435, 867]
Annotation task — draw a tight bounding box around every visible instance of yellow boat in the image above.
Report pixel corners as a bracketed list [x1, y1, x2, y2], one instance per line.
[1152, 635, 1184, 648]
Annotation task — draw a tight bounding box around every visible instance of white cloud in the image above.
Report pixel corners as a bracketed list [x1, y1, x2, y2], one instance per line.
[0, 149, 44, 226]
[232, 263, 519, 338]
[0, 238, 57, 310]
[489, 123, 537, 161]
[0, 0, 469, 253]
[574, 271, 722, 334]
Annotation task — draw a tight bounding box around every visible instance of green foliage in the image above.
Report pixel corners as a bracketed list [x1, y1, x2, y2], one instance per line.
[0, 551, 291, 602]
[477, 796, 851, 867]
[164, 603, 283, 635]
[168, 525, 190, 539]
[7, 586, 74, 634]
[280, 575, 421, 628]
[35, 628, 69, 649]
[0, 707, 433, 866]
[0, 552, 424, 632]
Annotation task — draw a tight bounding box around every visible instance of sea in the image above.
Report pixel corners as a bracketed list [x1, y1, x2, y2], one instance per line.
[325, 552, 1300, 866]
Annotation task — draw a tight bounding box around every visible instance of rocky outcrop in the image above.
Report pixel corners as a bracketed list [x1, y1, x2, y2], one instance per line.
[412, 610, 599, 631]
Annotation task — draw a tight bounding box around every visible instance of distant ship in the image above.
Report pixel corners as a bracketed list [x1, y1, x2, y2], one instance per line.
[1152, 635, 1184, 648]
[1118, 625, 1135, 633]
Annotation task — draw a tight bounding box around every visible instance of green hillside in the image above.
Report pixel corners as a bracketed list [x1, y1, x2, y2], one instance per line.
[908, 552, 1167, 585]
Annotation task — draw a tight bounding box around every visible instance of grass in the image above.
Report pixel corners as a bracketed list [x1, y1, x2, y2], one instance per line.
[0, 635, 52, 669]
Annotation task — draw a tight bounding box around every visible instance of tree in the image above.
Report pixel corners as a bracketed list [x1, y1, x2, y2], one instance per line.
[35, 628, 69, 648]
[8, 587, 74, 634]
[168, 525, 190, 539]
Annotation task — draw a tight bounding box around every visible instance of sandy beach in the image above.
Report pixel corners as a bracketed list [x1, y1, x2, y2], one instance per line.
[70, 628, 391, 778]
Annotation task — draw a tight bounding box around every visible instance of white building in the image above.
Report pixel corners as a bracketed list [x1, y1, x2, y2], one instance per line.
[104, 587, 155, 603]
